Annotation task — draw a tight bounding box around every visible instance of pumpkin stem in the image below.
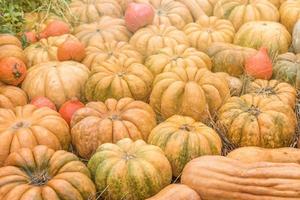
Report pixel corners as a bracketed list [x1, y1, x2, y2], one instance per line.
[248, 106, 261, 116]
[258, 87, 275, 95]
[11, 121, 30, 129]
[29, 170, 50, 186]
[180, 124, 192, 132]
[13, 63, 22, 79]
[123, 153, 136, 161]
[109, 114, 120, 121]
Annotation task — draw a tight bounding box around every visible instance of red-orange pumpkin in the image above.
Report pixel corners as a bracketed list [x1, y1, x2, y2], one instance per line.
[59, 98, 85, 124]
[39, 20, 70, 39]
[30, 96, 57, 111]
[0, 57, 27, 86]
[57, 40, 86, 62]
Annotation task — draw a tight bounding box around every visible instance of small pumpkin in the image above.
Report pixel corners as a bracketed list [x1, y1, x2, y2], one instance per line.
[148, 115, 222, 177]
[130, 24, 189, 56]
[184, 16, 236, 52]
[217, 94, 297, 148]
[0, 105, 70, 166]
[145, 44, 212, 76]
[0, 34, 26, 63]
[74, 16, 132, 46]
[39, 20, 70, 39]
[0, 34, 22, 47]
[216, 72, 243, 96]
[59, 98, 85, 124]
[178, 0, 218, 19]
[22, 61, 90, 107]
[0, 145, 96, 200]
[57, 39, 86, 62]
[24, 12, 63, 33]
[280, 0, 300, 33]
[0, 82, 28, 109]
[150, 67, 230, 121]
[0, 57, 27, 86]
[30, 96, 57, 111]
[71, 97, 156, 158]
[88, 138, 172, 200]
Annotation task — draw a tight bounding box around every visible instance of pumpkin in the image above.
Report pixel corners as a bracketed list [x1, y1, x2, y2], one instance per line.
[148, 115, 222, 177]
[273, 52, 300, 89]
[280, 0, 300, 33]
[234, 21, 291, 55]
[23, 31, 37, 44]
[68, 0, 123, 24]
[292, 20, 300, 53]
[24, 34, 80, 67]
[88, 138, 172, 200]
[135, 0, 193, 30]
[57, 40, 86, 62]
[206, 42, 257, 77]
[30, 96, 57, 111]
[74, 16, 132, 46]
[0, 145, 96, 200]
[59, 98, 85, 124]
[217, 94, 297, 148]
[150, 67, 230, 121]
[181, 156, 300, 200]
[213, 0, 279, 30]
[0, 82, 27, 109]
[39, 20, 70, 39]
[228, 146, 300, 163]
[130, 24, 189, 56]
[0, 105, 70, 166]
[71, 97, 156, 158]
[22, 61, 90, 107]
[216, 72, 242, 96]
[0, 57, 27, 86]
[245, 79, 296, 109]
[0, 34, 26, 63]
[183, 16, 235, 52]
[83, 41, 143, 69]
[85, 57, 153, 102]
[145, 44, 212, 76]
[177, 0, 218, 19]
[146, 184, 201, 200]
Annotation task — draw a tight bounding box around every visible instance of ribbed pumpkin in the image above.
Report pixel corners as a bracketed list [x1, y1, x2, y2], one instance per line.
[0, 34, 26, 63]
[24, 34, 79, 67]
[71, 97, 156, 158]
[245, 79, 296, 109]
[273, 53, 300, 89]
[69, 0, 123, 24]
[0, 145, 96, 200]
[85, 57, 153, 102]
[207, 42, 257, 77]
[280, 0, 300, 33]
[148, 115, 222, 177]
[178, 0, 218, 19]
[0, 105, 70, 166]
[130, 24, 189, 56]
[145, 45, 211, 76]
[184, 16, 235, 52]
[0, 82, 27, 109]
[234, 21, 291, 54]
[74, 16, 132, 46]
[217, 94, 297, 148]
[181, 156, 300, 200]
[268, 0, 285, 7]
[146, 184, 201, 200]
[88, 138, 172, 200]
[136, 0, 193, 30]
[213, 0, 279, 30]
[292, 20, 300, 53]
[150, 67, 230, 121]
[22, 61, 90, 107]
[83, 41, 143, 69]
[216, 72, 243, 96]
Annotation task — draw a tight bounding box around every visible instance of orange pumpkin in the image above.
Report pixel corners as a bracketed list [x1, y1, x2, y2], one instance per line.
[39, 20, 70, 39]
[30, 96, 57, 111]
[0, 57, 27, 86]
[280, 0, 300, 33]
[57, 40, 86, 62]
[178, 0, 218, 19]
[59, 98, 85, 124]
[0, 34, 26, 63]
[0, 82, 28, 109]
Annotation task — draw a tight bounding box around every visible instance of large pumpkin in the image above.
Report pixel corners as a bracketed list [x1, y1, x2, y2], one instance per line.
[22, 61, 90, 107]
[145, 44, 211, 76]
[245, 79, 296, 109]
[150, 67, 230, 121]
[83, 41, 143, 69]
[88, 138, 172, 200]
[69, 0, 123, 24]
[0, 145, 96, 200]
[24, 34, 79, 67]
[206, 42, 257, 77]
[0, 105, 70, 166]
[280, 0, 300, 33]
[71, 97, 156, 158]
[181, 156, 300, 200]
[273, 52, 300, 89]
[234, 21, 291, 54]
[0, 82, 27, 109]
[148, 115, 222, 177]
[217, 94, 297, 148]
[130, 24, 189, 56]
[0, 34, 26, 63]
[85, 57, 153, 102]
[213, 0, 279, 30]
[136, 0, 193, 30]
[74, 16, 132, 46]
[178, 0, 218, 19]
[184, 16, 235, 52]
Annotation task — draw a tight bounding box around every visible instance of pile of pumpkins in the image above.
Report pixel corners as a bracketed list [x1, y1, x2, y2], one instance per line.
[1, 0, 300, 199]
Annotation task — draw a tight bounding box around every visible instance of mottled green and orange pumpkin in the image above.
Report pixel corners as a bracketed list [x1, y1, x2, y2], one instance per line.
[0, 145, 96, 200]
[148, 115, 222, 177]
[88, 138, 172, 200]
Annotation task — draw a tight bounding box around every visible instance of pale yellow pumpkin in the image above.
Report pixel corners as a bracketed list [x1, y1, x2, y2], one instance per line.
[177, 0, 219, 19]
[280, 0, 300, 33]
